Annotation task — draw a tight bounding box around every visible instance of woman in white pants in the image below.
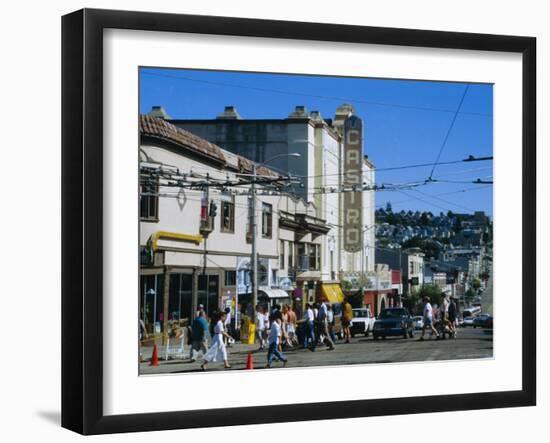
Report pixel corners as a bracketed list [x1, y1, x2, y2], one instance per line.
[201, 312, 232, 370]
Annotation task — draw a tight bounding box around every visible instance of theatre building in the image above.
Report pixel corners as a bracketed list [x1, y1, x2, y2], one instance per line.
[148, 103, 376, 294]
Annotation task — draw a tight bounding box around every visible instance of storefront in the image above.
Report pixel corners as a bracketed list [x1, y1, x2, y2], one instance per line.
[258, 286, 292, 309]
[140, 265, 224, 337]
[317, 282, 345, 312]
[140, 270, 165, 334]
[363, 289, 395, 316]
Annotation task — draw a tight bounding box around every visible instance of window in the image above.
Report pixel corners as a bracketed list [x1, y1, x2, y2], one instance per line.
[309, 243, 320, 270]
[168, 273, 192, 322]
[140, 172, 158, 221]
[296, 243, 307, 270]
[316, 244, 321, 270]
[261, 203, 272, 238]
[288, 241, 294, 269]
[220, 199, 235, 233]
[224, 270, 236, 286]
[279, 240, 285, 269]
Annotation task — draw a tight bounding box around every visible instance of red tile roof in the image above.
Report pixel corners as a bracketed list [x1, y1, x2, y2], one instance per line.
[140, 115, 278, 177]
[140, 114, 226, 163]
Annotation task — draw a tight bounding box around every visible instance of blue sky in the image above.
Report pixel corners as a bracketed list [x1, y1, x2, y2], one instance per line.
[139, 68, 493, 217]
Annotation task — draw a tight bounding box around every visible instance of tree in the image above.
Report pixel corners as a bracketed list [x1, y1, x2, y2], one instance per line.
[346, 290, 364, 308]
[341, 280, 353, 291]
[452, 218, 463, 233]
[385, 202, 393, 213]
[472, 278, 481, 292]
[417, 284, 442, 301]
[420, 212, 431, 226]
[402, 236, 423, 249]
[406, 284, 441, 314]
[402, 237, 442, 259]
[465, 288, 476, 303]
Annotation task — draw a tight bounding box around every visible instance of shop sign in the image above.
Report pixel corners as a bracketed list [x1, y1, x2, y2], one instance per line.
[343, 115, 363, 252]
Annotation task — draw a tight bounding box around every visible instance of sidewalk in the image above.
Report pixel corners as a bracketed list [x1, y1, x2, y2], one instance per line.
[140, 339, 256, 363]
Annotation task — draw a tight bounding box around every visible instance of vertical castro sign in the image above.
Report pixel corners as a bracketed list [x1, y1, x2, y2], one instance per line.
[343, 115, 363, 253]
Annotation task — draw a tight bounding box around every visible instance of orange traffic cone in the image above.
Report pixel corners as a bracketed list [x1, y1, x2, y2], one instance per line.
[246, 352, 254, 370]
[150, 344, 160, 367]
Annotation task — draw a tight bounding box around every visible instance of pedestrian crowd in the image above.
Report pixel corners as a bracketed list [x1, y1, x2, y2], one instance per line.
[420, 293, 459, 340]
[185, 298, 355, 371]
[161, 292, 462, 371]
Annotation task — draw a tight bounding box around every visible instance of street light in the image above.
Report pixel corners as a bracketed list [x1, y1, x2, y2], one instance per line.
[250, 153, 301, 319]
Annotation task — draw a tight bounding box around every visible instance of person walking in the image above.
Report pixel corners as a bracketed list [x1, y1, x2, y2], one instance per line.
[327, 304, 337, 343]
[287, 304, 298, 347]
[342, 298, 353, 343]
[255, 305, 267, 350]
[266, 317, 288, 368]
[223, 307, 233, 347]
[281, 305, 292, 348]
[303, 303, 316, 350]
[448, 297, 458, 338]
[201, 312, 232, 370]
[420, 296, 439, 340]
[439, 293, 453, 338]
[196, 304, 205, 318]
[317, 301, 335, 350]
[190, 310, 209, 362]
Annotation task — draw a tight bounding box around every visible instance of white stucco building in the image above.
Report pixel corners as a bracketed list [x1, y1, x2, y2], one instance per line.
[139, 115, 333, 334]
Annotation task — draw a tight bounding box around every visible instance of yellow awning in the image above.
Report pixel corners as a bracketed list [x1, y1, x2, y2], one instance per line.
[320, 283, 344, 304]
[149, 231, 203, 251]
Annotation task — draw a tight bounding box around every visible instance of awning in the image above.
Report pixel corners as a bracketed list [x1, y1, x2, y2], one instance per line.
[295, 270, 321, 281]
[258, 287, 291, 299]
[319, 283, 344, 304]
[149, 230, 203, 251]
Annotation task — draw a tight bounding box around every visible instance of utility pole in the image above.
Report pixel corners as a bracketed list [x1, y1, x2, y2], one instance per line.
[248, 153, 300, 321]
[399, 246, 403, 307]
[250, 163, 258, 316]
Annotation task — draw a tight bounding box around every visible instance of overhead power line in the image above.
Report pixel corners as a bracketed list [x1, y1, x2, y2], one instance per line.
[428, 85, 470, 180]
[141, 70, 492, 117]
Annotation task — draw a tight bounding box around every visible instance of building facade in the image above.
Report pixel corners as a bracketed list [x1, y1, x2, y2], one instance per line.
[139, 115, 336, 335]
[149, 103, 376, 290]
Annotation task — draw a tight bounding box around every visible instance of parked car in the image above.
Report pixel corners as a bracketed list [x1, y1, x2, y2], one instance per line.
[373, 307, 415, 340]
[350, 308, 376, 337]
[462, 316, 474, 327]
[412, 316, 424, 330]
[473, 314, 492, 328]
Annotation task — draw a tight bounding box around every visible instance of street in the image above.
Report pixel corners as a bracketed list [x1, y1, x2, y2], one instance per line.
[140, 326, 493, 374]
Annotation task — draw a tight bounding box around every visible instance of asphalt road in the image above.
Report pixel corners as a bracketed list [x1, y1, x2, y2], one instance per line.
[139, 326, 493, 374]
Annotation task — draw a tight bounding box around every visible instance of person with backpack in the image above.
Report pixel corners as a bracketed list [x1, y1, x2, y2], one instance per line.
[189, 310, 209, 362]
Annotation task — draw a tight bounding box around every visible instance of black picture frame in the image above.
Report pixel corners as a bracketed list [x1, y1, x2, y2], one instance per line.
[62, 8, 536, 435]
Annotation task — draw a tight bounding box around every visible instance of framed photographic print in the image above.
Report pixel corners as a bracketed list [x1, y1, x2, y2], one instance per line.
[61, 8, 536, 435]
